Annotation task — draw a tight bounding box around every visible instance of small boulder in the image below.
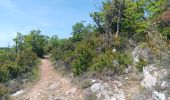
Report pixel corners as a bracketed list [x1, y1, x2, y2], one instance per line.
[90, 80, 125, 100]
[141, 65, 157, 89]
[152, 91, 165, 100]
[11, 90, 24, 97]
[90, 83, 102, 92]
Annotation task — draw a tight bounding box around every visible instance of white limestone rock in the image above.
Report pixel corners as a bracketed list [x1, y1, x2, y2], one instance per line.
[141, 65, 157, 89]
[141, 64, 169, 90]
[132, 46, 153, 64]
[11, 90, 24, 97]
[90, 80, 125, 100]
[161, 81, 168, 88]
[152, 91, 165, 100]
[90, 83, 102, 93]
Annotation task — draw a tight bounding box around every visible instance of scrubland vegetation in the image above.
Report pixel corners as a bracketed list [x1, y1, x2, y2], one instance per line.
[0, 0, 170, 99]
[0, 30, 47, 99]
[50, 0, 170, 76]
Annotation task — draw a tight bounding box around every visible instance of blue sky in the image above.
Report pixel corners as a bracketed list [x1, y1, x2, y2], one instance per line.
[0, 0, 101, 47]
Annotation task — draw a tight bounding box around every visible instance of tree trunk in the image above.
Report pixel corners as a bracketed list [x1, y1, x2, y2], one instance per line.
[116, 3, 121, 38]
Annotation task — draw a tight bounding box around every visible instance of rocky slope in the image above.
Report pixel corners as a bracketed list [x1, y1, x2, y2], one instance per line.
[11, 46, 170, 100]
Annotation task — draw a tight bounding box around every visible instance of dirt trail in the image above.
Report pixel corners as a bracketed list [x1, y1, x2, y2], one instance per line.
[16, 59, 83, 100]
[13, 58, 142, 100]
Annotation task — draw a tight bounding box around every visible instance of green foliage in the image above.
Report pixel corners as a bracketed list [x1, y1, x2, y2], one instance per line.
[71, 22, 94, 42]
[50, 0, 168, 79]
[0, 83, 9, 100]
[52, 48, 63, 61]
[0, 52, 15, 82]
[136, 57, 148, 72]
[113, 37, 128, 51]
[123, 0, 149, 38]
[117, 52, 133, 71]
[51, 39, 75, 61]
[139, 42, 149, 49]
[49, 35, 60, 47]
[72, 45, 94, 76]
[90, 0, 125, 38]
[89, 50, 132, 74]
[90, 52, 114, 73]
[29, 63, 40, 83]
[162, 26, 170, 40]
[49, 0, 168, 78]
[23, 30, 48, 57]
[72, 21, 86, 35]
[79, 79, 92, 89]
[0, 67, 9, 83]
[13, 32, 24, 53]
[0, 48, 37, 83]
[15, 48, 37, 67]
[145, 0, 166, 18]
[0, 30, 43, 96]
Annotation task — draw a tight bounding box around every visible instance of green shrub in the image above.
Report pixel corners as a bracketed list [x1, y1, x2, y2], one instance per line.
[6, 63, 24, 79]
[71, 33, 84, 42]
[72, 46, 94, 76]
[117, 52, 133, 72]
[0, 67, 9, 83]
[136, 57, 147, 72]
[0, 83, 9, 100]
[0, 48, 38, 83]
[139, 42, 148, 49]
[162, 26, 170, 40]
[0, 51, 16, 64]
[62, 50, 74, 61]
[79, 79, 92, 89]
[16, 48, 37, 67]
[114, 37, 128, 51]
[51, 39, 75, 61]
[51, 48, 63, 61]
[30, 65, 40, 82]
[89, 51, 133, 75]
[90, 52, 114, 73]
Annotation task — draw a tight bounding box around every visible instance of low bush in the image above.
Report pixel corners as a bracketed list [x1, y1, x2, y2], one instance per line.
[90, 51, 114, 73]
[0, 83, 9, 100]
[79, 79, 92, 89]
[90, 51, 132, 75]
[162, 26, 170, 40]
[0, 49, 38, 83]
[135, 57, 147, 72]
[0, 67, 9, 83]
[0, 48, 38, 97]
[72, 45, 94, 76]
[117, 52, 133, 72]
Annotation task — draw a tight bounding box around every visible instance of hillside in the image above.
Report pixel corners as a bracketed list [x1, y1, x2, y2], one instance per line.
[0, 0, 170, 100]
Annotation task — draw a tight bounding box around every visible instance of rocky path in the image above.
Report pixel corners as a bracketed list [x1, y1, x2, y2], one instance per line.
[15, 59, 83, 100]
[12, 58, 148, 100]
